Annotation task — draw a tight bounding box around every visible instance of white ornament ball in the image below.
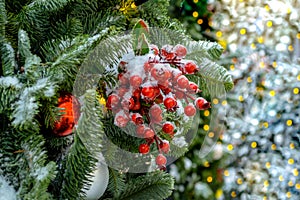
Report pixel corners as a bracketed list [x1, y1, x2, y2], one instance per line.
[84, 162, 109, 200]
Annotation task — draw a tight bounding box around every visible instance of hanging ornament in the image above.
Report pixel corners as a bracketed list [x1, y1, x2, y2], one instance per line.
[84, 159, 109, 200]
[53, 93, 80, 136]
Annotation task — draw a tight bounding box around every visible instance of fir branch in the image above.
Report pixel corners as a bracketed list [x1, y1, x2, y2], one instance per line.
[18, 29, 32, 58]
[0, 0, 6, 37]
[115, 170, 174, 200]
[60, 89, 104, 199]
[185, 40, 224, 60]
[11, 78, 56, 127]
[1, 41, 17, 76]
[0, 77, 22, 113]
[107, 168, 126, 198]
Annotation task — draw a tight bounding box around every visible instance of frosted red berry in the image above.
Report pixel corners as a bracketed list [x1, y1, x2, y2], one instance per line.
[195, 97, 211, 110]
[136, 124, 145, 137]
[159, 140, 170, 154]
[114, 114, 129, 128]
[156, 154, 167, 166]
[139, 144, 150, 154]
[130, 75, 143, 88]
[189, 82, 199, 93]
[107, 94, 120, 109]
[162, 122, 174, 133]
[164, 97, 177, 110]
[184, 61, 198, 74]
[177, 75, 189, 89]
[131, 113, 143, 125]
[174, 44, 187, 58]
[144, 128, 155, 138]
[184, 104, 196, 116]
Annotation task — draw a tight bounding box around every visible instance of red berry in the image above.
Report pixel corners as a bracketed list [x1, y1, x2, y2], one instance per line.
[121, 98, 135, 110]
[151, 64, 171, 81]
[131, 113, 143, 125]
[131, 101, 141, 111]
[144, 62, 153, 72]
[177, 75, 189, 89]
[155, 94, 163, 104]
[164, 97, 177, 110]
[139, 143, 150, 154]
[162, 122, 174, 133]
[118, 87, 128, 97]
[149, 104, 162, 117]
[184, 61, 198, 74]
[132, 88, 141, 99]
[159, 140, 170, 154]
[130, 75, 143, 88]
[184, 104, 196, 116]
[156, 154, 167, 166]
[174, 90, 185, 99]
[161, 45, 175, 60]
[107, 94, 119, 109]
[189, 82, 199, 93]
[174, 44, 187, 58]
[144, 128, 155, 138]
[141, 86, 156, 99]
[136, 124, 145, 137]
[114, 114, 129, 128]
[195, 97, 211, 110]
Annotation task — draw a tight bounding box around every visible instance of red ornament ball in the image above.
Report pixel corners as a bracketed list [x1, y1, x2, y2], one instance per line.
[53, 94, 80, 136]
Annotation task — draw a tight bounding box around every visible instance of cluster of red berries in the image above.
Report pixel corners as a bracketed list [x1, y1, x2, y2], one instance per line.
[106, 43, 210, 170]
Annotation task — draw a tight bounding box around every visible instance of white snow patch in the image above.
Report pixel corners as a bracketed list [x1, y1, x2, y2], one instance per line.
[0, 176, 17, 200]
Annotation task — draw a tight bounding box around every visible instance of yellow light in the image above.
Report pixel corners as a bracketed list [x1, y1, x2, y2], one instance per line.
[288, 45, 294, 51]
[240, 28, 246, 35]
[263, 122, 269, 128]
[218, 40, 227, 50]
[213, 98, 219, 104]
[204, 110, 210, 117]
[298, 74, 300, 81]
[266, 21, 272, 27]
[263, 197, 267, 200]
[286, 192, 292, 198]
[259, 61, 265, 68]
[230, 65, 235, 71]
[256, 87, 264, 92]
[271, 144, 276, 150]
[269, 90, 276, 97]
[207, 176, 213, 183]
[287, 8, 291, 14]
[286, 120, 293, 126]
[220, 134, 224, 140]
[290, 143, 295, 149]
[293, 169, 299, 176]
[237, 178, 243, 184]
[279, 175, 284, 181]
[288, 158, 294, 165]
[99, 97, 106, 105]
[272, 61, 277, 68]
[251, 142, 257, 148]
[264, 180, 269, 187]
[257, 36, 264, 44]
[265, 5, 270, 12]
[131, 2, 136, 9]
[222, 100, 227, 106]
[294, 88, 299, 94]
[197, 19, 203, 24]
[216, 31, 222, 38]
[208, 20, 213, 26]
[193, 11, 199, 18]
[297, 33, 300, 39]
[247, 77, 252, 83]
[215, 189, 223, 199]
[251, 43, 256, 49]
[288, 181, 294, 187]
[224, 170, 230, 176]
[194, 0, 199, 3]
[231, 191, 237, 198]
[296, 183, 300, 189]
[208, 132, 214, 138]
[238, 96, 244, 102]
[203, 125, 210, 131]
[204, 161, 210, 167]
[265, 162, 271, 168]
[227, 144, 234, 151]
